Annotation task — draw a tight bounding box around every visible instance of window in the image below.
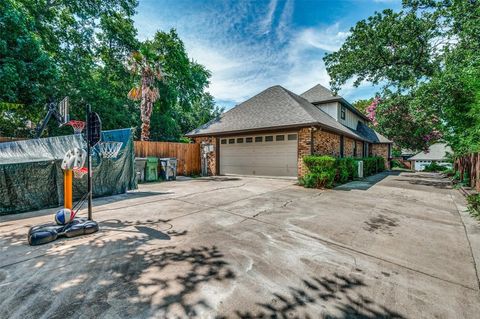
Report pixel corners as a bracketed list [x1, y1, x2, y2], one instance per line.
[265, 136, 273, 142]
[276, 135, 285, 141]
[340, 106, 346, 120]
[246, 137, 253, 143]
[287, 134, 297, 141]
[353, 141, 357, 157]
[221, 139, 227, 144]
[237, 138, 244, 143]
[255, 136, 263, 142]
[228, 138, 235, 144]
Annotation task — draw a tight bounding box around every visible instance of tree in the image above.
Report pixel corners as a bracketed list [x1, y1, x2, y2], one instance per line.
[127, 44, 164, 141]
[146, 29, 222, 141]
[324, 0, 480, 153]
[1, 2, 221, 141]
[0, 0, 58, 136]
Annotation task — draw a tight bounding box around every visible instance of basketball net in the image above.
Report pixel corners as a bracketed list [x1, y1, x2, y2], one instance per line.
[66, 120, 86, 134]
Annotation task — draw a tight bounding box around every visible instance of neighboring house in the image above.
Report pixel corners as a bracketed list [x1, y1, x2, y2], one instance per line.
[186, 84, 392, 178]
[400, 149, 415, 161]
[408, 143, 453, 171]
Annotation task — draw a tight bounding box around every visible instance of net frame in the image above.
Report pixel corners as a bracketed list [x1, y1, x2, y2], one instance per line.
[65, 120, 86, 134]
[73, 167, 88, 179]
[98, 141, 123, 158]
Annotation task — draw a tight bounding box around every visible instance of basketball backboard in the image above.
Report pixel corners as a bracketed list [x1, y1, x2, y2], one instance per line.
[87, 111, 102, 147]
[58, 96, 69, 124]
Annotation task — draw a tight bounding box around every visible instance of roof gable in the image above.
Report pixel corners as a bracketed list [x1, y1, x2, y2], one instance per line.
[300, 84, 337, 103]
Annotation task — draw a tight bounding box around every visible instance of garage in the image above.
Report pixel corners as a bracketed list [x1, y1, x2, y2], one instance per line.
[219, 132, 298, 177]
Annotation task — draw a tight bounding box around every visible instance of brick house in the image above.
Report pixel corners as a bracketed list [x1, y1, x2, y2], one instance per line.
[186, 84, 392, 178]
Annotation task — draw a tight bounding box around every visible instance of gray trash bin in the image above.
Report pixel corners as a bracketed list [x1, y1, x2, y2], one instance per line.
[135, 158, 147, 183]
[159, 158, 177, 181]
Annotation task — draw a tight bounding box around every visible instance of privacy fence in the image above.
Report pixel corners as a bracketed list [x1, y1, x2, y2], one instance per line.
[455, 152, 480, 191]
[134, 141, 201, 176]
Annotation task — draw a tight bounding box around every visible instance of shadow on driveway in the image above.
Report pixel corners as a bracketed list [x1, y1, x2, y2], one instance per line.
[335, 171, 401, 191]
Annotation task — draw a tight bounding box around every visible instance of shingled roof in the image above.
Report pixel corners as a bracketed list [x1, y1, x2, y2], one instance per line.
[186, 85, 392, 143]
[300, 84, 370, 122]
[186, 86, 366, 140]
[355, 122, 392, 143]
[408, 143, 452, 161]
[300, 84, 336, 102]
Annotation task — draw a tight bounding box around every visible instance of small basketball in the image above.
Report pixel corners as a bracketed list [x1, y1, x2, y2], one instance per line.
[55, 208, 75, 225]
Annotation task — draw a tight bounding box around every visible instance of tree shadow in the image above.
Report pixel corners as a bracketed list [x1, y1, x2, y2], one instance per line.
[0, 224, 233, 318]
[229, 273, 405, 319]
[394, 177, 452, 189]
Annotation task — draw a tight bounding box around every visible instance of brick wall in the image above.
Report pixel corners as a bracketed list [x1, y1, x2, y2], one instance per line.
[297, 127, 312, 177]
[371, 143, 390, 169]
[344, 137, 355, 157]
[194, 137, 217, 176]
[355, 141, 364, 158]
[313, 129, 340, 157]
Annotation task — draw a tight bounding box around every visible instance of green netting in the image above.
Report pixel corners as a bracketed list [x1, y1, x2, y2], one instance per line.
[0, 128, 137, 215]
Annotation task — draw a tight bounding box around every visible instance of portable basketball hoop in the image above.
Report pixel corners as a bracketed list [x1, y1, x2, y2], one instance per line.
[73, 167, 88, 179]
[98, 141, 123, 158]
[65, 120, 86, 134]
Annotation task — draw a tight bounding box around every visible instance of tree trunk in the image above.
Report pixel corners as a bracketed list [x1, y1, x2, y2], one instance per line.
[140, 74, 154, 141]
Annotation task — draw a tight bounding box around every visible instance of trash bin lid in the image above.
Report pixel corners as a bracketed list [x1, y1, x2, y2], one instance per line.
[146, 157, 159, 163]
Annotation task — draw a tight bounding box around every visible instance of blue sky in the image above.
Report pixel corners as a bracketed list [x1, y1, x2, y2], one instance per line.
[134, 0, 401, 109]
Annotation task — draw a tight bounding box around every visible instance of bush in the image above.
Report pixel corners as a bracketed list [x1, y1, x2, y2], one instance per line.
[362, 156, 385, 177]
[299, 171, 336, 189]
[467, 194, 480, 219]
[303, 155, 336, 172]
[423, 162, 449, 172]
[301, 155, 336, 188]
[301, 155, 385, 189]
[336, 157, 357, 183]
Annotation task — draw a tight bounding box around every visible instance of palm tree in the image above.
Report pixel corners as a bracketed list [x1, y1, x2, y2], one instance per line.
[126, 45, 164, 141]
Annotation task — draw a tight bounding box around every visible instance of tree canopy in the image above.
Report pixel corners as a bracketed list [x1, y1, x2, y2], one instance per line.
[325, 0, 480, 154]
[0, 0, 221, 141]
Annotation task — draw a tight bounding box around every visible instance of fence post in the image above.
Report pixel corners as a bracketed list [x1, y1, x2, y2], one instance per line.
[471, 153, 476, 188]
[476, 153, 480, 192]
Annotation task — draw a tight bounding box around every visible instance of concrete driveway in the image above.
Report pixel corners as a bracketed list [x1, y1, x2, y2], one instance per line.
[0, 172, 479, 318]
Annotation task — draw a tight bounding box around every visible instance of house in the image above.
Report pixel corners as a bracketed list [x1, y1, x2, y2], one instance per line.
[186, 84, 392, 178]
[408, 143, 452, 171]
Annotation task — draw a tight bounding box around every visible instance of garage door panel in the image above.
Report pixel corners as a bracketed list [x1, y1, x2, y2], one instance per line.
[219, 133, 297, 177]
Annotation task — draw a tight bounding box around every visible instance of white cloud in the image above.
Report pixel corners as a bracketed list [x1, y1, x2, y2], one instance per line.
[295, 23, 350, 53]
[258, 0, 278, 35]
[134, 1, 378, 109]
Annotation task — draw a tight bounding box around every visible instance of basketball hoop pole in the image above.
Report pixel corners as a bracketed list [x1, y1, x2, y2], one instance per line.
[86, 104, 93, 220]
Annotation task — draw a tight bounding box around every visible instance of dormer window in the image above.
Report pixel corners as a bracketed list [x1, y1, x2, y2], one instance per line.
[340, 106, 346, 120]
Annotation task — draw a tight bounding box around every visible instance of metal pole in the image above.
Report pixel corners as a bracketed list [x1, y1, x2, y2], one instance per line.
[86, 104, 93, 220]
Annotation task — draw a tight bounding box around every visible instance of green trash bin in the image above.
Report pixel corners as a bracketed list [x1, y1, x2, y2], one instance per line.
[145, 157, 159, 182]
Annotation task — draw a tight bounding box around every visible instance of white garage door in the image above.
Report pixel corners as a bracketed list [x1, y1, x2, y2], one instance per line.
[219, 133, 298, 177]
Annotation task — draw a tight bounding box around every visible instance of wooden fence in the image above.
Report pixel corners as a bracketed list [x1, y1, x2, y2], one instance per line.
[455, 152, 480, 191]
[134, 141, 201, 176]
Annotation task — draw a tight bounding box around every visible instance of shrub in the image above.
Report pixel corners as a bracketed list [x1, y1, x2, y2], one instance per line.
[299, 171, 336, 189]
[423, 162, 449, 172]
[303, 155, 336, 172]
[301, 155, 385, 189]
[362, 156, 385, 177]
[336, 157, 357, 183]
[467, 194, 480, 220]
[302, 155, 337, 188]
